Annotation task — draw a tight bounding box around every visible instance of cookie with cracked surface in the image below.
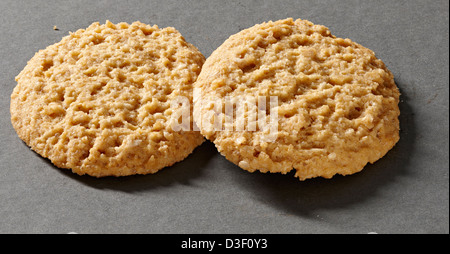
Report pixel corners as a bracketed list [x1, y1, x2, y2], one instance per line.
[11, 21, 205, 177]
[194, 18, 400, 180]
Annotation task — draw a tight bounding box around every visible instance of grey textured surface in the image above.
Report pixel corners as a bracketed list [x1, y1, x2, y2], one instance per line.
[0, 0, 448, 234]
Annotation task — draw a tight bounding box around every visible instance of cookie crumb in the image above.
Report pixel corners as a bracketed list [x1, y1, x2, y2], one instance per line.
[53, 26, 59, 31]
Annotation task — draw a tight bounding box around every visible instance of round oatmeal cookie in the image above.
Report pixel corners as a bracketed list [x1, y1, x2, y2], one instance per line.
[194, 18, 400, 180]
[11, 21, 205, 177]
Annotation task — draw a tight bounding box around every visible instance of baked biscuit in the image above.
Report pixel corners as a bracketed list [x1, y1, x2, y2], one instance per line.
[194, 18, 400, 180]
[11, 21, 205, 177]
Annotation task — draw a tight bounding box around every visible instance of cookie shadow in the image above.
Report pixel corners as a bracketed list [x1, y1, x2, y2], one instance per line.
[52, 139, 217, 192]
[232, 80, 416, 217]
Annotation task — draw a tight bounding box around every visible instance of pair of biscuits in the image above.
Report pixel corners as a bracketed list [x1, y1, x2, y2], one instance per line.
[10, 18, 400, 180]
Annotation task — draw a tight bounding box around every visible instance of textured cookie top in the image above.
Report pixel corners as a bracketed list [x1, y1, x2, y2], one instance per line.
[194, 18, 400, 180]
[11, 21, 205, 177]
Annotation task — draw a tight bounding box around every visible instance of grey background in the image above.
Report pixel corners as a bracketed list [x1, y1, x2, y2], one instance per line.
[0, 0, 448, 234]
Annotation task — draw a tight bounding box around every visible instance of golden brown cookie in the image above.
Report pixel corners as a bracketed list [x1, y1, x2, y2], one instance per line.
[11, 21, 205, 177]
[194, 18, 400, 180]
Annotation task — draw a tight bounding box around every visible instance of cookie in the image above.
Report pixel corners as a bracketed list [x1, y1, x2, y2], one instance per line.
[194, 18, 400, 180]
[11, 21, 205, 177]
